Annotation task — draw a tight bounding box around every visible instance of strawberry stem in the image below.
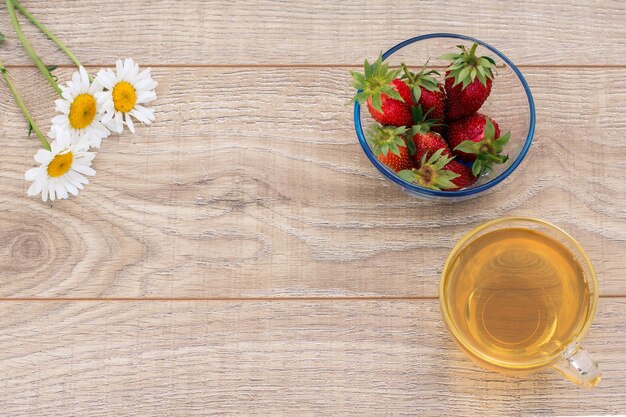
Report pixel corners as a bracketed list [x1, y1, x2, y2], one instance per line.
[400, 63, 414, 83]
[469, 42, 478, 58]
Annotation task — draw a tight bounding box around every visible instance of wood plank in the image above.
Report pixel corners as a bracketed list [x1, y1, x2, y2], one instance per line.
[0, 0, 625, 66]
[0, 299, 624, 416]
[1, 67, 625, 298]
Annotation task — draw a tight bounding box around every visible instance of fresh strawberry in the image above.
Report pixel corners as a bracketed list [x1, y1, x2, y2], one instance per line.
[448, 114, 510, 176]
[412, 132, 450, 166]
[397, 149, 459, 190]
[351, 54, 413, 127]
[367, 125, 412, 172]
[441, 43, 496, 121]
[400, 62, 446, 133]
[444, 160, 478, 190]
[448, 113, 500, 161]
[408, 105, 450, 166]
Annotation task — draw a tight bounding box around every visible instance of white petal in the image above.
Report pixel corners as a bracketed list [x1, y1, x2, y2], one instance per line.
[28, 179, 43, 196]
[79, 66, 90, 91]
[65, 181, 79, 196]
[25, 166, 42, 181]
[51, 114, 68, 125]
[73, 164, 96, 176]
[66, 170, 86, 188]
[135, 67, 151, 81]
[55, 99, 71, 114]
[125, 113, 135, 133]
[133, 78, 157, 92]
[116, 59, 124, 76]
[34, 149, 53, 164]
[54, 132, 72, 149]
[136, 90, 157, 104]
[61, 89, 75, 102]
[41, 182, 49, 202]
[89, 78, 103, 95]
[114, 112, 123, 132]
[96, 69, 113, 90]
[92, 121, 111, 138]
[121, 58, 133, 80]
[130, 105, 155, 123]
[56, 183, 69, 200]
[100, 111, 114, 125]
[71, 70, 82, 90]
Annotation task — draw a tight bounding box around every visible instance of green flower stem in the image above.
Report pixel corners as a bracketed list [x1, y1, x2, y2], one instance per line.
[5, 0, 62, 96]
[0, 61, 51, 151]
[11, 0, 90, 80]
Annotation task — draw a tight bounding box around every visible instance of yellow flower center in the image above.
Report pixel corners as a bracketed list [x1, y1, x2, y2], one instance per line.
[68, 94, 97, 129]
[47, 151, 73, 177]
[112, 81, 137, 113]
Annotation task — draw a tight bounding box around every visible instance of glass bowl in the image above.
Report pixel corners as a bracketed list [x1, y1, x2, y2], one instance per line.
[353, 33, 535, 201]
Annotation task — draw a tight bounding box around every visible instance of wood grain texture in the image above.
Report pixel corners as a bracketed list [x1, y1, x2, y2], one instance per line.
[0, 67, 624, 297]
[1, 1, 626, 414]
[1, 299, 625, 416]
[0, 0, 625, 66]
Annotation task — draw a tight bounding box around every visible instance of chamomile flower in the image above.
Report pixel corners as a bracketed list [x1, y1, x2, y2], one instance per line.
[50, 66, 110, 149]
[25, 128, 96, 202]
[96, 58, 157, 133]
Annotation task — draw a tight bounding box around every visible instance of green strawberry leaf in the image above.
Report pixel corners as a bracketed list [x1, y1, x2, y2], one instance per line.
[478, 57, 494, 68]
[0, 32, 5, 42]
[454, 140, 481, 154]
[405, 135, 416, 156]
[494, 131, 511, 148]
[389, 142, 400, 157]
[439, 52, 461, 61]
[380, 143, 389, 156]
[393, 135, 405, 147]
[364, 58, 373, 78]
[428, 148, 445, 165]
[476, 69, 487, 86]
[385, 87, 403, 102]
[472, 159, 483, 176]
[412, 86, 422, 103]
[483, 56, 497, 65]
[351, 71, 366, 85]
[370, 94, 383, 113]
[483, 117, 496, 141]
[436, 171, 460, 190]
[397, 170, 416, 182]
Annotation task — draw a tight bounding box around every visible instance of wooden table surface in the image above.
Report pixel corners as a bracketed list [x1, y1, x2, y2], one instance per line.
[1, 1, 625, 415]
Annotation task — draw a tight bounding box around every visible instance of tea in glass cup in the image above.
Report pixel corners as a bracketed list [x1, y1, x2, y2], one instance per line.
[440, 217, 601, 386]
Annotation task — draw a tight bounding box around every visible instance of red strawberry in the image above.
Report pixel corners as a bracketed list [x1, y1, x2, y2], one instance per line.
[400, 62, 446, 133]
[351, 54, 413, 127]
[366, 125, 412, 172]
[396, 149, 460, 190]
[412, 132, 450, 166]
[366, 79, 414, 127]
[448, 114, 510, 176]
[441, 43, 495, 121]
[408, 105, 450, 165]
[443, 160, 478, 190]
[448, 113, 500, 161]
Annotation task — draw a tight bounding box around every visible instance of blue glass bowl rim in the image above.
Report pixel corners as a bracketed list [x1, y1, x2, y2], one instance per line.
[354, 33, 536, 197]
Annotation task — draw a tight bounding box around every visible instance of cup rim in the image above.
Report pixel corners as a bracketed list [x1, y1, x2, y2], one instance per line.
[439, 216, 599, 369]
[354, 33, 536, 197]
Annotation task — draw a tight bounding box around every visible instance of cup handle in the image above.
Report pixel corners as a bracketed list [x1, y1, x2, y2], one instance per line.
[553, 344, 601, 387]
